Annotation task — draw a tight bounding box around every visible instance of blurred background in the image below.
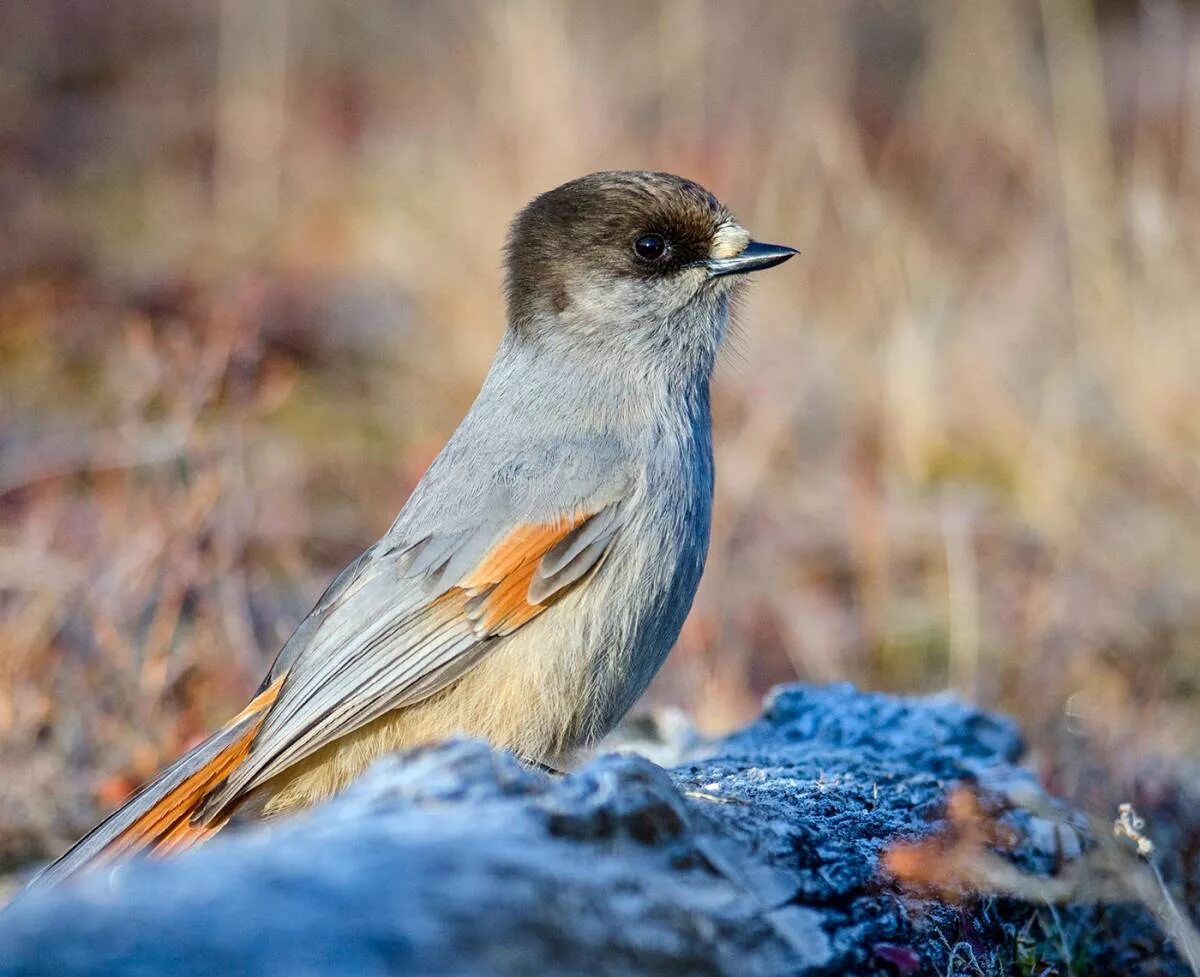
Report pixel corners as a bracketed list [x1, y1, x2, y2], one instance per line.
[1, 0, 1199, 889]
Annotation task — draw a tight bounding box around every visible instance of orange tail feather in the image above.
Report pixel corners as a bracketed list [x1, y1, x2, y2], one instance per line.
[29, 677, 283, 888]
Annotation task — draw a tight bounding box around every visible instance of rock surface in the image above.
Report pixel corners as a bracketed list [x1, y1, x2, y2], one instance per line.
[0, 684, 1184, 976]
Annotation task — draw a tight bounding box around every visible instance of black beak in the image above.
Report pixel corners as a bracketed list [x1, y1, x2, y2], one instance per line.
[707, 241, 798, 278]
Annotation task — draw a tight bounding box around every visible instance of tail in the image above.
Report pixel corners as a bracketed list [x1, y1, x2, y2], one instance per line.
[28, 678, 282, 889]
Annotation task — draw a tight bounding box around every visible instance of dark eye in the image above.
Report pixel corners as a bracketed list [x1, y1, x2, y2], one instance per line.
[633, 233, 667, 261]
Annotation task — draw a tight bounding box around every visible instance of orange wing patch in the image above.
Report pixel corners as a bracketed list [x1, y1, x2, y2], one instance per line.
[457, 513, 587, 637]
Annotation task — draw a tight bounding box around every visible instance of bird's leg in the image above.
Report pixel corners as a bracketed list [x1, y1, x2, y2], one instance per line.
[519, 755, 565, 777]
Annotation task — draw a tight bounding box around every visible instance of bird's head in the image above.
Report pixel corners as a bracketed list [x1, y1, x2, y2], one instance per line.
[504, 171, 795, 371]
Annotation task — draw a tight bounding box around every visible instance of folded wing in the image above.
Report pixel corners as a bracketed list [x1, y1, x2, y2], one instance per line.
[197, 496, 626, 818]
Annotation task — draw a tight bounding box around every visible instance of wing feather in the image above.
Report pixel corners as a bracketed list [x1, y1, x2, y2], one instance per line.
[539, 503, 622, 576]
[529, 536, 612, 604]
[200, 497, 626, 817]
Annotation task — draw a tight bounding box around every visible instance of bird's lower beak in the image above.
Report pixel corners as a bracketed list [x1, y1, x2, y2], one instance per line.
[707, 241, 798, 278]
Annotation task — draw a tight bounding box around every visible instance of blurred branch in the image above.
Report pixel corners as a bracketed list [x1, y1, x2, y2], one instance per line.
[0, 424, 198, 498]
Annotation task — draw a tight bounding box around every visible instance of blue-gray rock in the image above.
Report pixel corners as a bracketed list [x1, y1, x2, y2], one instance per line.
[0, 684, 1183, 976]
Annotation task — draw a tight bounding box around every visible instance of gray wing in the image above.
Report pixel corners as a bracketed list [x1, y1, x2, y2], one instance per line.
[200, 442, 631, 817]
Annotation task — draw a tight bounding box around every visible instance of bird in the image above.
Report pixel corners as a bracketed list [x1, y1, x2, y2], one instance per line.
[31, 170, 796, 887]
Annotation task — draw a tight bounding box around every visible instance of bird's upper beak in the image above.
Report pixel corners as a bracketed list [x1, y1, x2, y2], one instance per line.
[707, 241, 798, 278]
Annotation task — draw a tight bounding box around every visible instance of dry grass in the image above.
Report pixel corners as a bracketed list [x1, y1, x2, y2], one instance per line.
[885, 790, 1200, 974]
[1, 0, 1199, 897]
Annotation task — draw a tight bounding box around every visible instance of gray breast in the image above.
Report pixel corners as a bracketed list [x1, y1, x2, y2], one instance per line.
[570, 405, 714, 744]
